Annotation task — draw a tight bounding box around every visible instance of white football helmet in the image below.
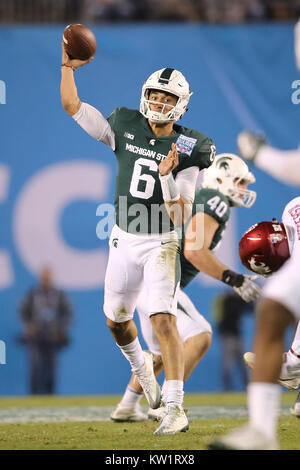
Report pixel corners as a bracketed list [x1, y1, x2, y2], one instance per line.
[140, 68, 193, 123]
[202, 153, 256, 208]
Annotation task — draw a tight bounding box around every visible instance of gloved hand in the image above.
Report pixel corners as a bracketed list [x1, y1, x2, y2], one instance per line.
[237, 131, 266, 162]
[233, 274, 262, 302]
[222, 270, 262, 302]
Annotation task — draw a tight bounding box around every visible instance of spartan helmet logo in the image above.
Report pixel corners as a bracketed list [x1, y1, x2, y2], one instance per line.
[217, 156, 232, 172]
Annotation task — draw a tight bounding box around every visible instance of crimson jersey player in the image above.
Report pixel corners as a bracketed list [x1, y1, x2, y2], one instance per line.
[210, 196, 300, 450]
[239, 217, 300, 391]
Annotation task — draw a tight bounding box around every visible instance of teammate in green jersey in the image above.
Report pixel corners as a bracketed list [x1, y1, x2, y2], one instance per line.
[110, 153, 261, 422]
[60, 42, 216, 434]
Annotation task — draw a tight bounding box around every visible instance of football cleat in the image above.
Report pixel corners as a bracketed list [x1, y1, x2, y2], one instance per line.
[148, 403, 167, 422]
[208, 424, 279, 450]
[135, 351, 161, 409]
[290, 392, 300, 418]
[243, 352, 300, 391]
[154, 405, 189, 435]
[110, 403, 148, 422]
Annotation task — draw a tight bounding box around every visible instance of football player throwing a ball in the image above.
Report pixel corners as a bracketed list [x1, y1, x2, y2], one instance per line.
[60, 42, 217, 434]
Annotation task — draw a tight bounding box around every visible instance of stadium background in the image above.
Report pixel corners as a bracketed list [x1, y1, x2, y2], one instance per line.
[0, 13, 299, 395]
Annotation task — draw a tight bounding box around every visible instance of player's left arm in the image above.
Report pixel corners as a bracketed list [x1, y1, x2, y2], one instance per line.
[158, 143, 198, 225]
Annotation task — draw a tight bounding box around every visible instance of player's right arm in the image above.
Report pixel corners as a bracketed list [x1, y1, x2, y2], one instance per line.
[60, 42, 89, 116]
[60, 43, 116, 149]
[184, 208, 261, 302]
[184, 212, 228, 280]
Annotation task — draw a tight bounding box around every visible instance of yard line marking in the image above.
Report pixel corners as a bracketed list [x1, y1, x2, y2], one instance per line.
[0, 405, 293, 424]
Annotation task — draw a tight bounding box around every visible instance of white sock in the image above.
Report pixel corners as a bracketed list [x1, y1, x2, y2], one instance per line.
[161, 380, 167, 404]
[165, 380, 184, 407]
[119, 385, 143, 408]
[248, 382, 281, 439]
[287, 321, 300, 367]
[118, 337, 145, 373]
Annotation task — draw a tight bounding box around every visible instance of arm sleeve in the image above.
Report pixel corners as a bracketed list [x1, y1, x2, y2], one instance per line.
[175, 166, 199, 203]
[72, 102, 116, 150]
[256, 145, 300, 186]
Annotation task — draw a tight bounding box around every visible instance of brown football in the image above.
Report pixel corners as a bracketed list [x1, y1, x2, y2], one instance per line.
[63, 24, 97, 60]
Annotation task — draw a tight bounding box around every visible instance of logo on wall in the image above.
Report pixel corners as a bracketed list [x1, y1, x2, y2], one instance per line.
[1, 161, 112, 290]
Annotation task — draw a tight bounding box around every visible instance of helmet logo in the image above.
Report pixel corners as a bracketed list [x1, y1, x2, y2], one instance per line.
[216, 156, 232, 171]
[272, 224, 283, 232]
[270, 233, 284, 244]
[220, 162, 229, 170]
[249, 257, 272, 275]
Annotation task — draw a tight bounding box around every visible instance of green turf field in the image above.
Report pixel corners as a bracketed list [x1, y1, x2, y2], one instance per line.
[0, 393, 298, 450]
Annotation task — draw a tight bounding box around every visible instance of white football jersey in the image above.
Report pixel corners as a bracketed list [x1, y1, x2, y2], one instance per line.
[282, 196, 300, 257]
[263, 196, 300, 319]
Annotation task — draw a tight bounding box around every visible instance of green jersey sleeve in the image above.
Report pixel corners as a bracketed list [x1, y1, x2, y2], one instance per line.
[106, 106, 124, 146]
[188, 137, 216, 171]
[173, 130, 216, 175]
[106, 107, 120, 131]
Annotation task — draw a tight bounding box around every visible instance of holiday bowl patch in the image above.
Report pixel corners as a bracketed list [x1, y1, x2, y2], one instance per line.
[176, 134, 197, 156]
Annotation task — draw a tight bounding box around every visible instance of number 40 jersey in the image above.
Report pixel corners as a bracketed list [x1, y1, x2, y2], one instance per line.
[107, 107, 215, 234]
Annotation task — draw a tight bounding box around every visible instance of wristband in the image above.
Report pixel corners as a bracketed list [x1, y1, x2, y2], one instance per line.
[222, 269, 244, 288]
[159, 172, 180, 203]
[61, 64, 75, 71]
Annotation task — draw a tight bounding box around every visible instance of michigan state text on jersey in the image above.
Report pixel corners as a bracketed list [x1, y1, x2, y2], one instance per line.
[61, 65, 216, 234]
[106, 106, 215, 234]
